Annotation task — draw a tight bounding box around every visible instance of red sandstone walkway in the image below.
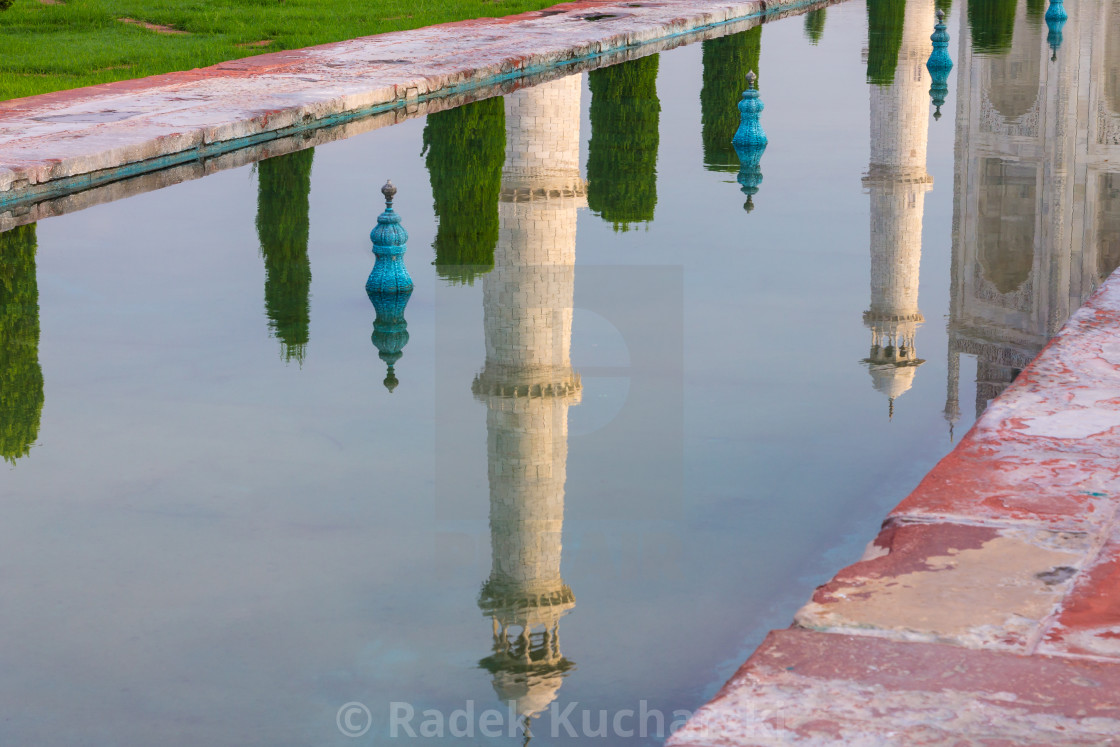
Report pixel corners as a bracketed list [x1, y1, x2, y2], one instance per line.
[0, 0, 819, 208]
[669, 274, 1120, 744]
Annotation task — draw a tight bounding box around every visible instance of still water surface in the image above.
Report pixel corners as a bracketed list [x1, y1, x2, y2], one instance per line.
[1, 0, 1118, 742]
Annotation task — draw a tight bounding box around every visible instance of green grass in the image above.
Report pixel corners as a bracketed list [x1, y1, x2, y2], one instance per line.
[0, 0, 562, 101]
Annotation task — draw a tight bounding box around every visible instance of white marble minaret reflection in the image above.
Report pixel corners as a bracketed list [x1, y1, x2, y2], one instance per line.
[472, 75, 585, 730]
[944, 0, 1120, 426]
[862, 0, 935, 416]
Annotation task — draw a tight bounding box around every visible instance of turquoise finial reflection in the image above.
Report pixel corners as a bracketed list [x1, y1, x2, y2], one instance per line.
[732, 71, 767, 212]
[368, 286, 411, 392]
[367, 180, 414, 294]
[367, 180, 413, 391]
[926, 9, 953, 120]
[732, 71, 767, 149]
[1044, 0, 1067, 59]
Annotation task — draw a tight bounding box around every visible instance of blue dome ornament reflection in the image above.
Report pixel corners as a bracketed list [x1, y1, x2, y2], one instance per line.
[368, 286, 411, 393]
[926, 9, 953, 120]
[367, 180, 414, 294]
[732, 71, 767, 212]
[367, 180, 413, 392]
[1045, 0, 1067, 60]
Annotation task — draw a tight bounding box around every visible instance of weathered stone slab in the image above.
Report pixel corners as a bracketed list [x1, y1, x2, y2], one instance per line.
[891, 441, 1120, 533]
[1040, 533, 1120, 660]
[794, 521, 1091, 652]
[891, 283, 1120, 533]
[667, 629, 1120, 746]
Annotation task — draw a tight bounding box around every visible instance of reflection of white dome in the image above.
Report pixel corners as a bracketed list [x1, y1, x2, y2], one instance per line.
[868, 363, 919, 400]
[491, 669, 567, 718]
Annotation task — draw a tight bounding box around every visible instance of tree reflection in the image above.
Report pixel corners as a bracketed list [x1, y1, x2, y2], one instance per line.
[0, 224, 43, 464]
[701, 26, 761, 172]
[256, 149, 314, 364]
[587, 56, 661, 230]
[422, 97, 505, 284]
[867, 0, 906, 85]
[967, 0, 1017, 54]
[804, 8, 826, 44]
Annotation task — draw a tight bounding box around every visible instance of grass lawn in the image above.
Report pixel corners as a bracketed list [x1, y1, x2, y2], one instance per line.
[0, 0, 560, 101]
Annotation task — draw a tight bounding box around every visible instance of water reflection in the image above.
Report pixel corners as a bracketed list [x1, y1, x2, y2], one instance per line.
[804, 8, 827, 44]
[587, 57, 660, 231]
[256, 150, 314, 365]
[473, 76, 584, 732]
[863, 0, 933, 417]
[867, 0, 907, 85]
[967, 0, 1017, 54]
[367, 181, 414, 392]
[733, 72, 768, 212]
[927, 10, 954, 118]
[0, 223, 42, 464]
[946, 0, 1120, 424]
[423, 98, 505, 284]
[701, 25, 762, 172]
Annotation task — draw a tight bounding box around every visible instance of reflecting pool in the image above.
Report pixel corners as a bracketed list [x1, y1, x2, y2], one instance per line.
[1, 0, 1119, 743]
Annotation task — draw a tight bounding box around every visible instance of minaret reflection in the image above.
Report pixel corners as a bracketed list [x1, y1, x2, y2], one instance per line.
[945, 0, 1120, 426]
[256, 149, 314, 364]
[473, 76, 584, 734]
[0, 224, 43, 463]
[862, 0, 933, 418]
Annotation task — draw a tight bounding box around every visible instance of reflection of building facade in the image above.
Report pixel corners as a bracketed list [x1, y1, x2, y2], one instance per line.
[946, 0, 1120, 426]
[472, 76, 584, 729]
[862, 0, 934, 415]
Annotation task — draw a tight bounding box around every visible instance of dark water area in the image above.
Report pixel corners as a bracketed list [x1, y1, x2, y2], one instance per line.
[0, 0, 1118, 742]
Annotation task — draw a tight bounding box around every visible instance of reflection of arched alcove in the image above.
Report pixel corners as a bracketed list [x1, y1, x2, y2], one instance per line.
[985, 8, 1042, 119]
[978, 159, 1037, 293]
[1108, 1, 1120, 114]
[1099, 173, 1120, 281]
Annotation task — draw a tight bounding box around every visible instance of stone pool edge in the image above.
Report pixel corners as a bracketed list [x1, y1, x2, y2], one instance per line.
[0, 0, 829, 210]
[667, 272, 1120, 743]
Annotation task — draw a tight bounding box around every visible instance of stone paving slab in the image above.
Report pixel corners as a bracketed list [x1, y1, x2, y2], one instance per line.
[794, 521, 1091, 652]
[669, 268, 1120, 743]
[668, 629, 1120, 746]
[1040, 532, 1120, 660]
[0, 0, 829, 210]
